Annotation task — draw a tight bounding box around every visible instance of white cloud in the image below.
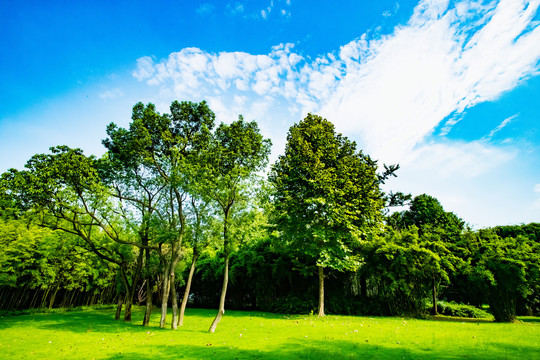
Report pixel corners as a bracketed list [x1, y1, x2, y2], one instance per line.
[133, 56, 155, 81]
[132, 0, 540, 226]
[383, 2, 400, 17]
[134, 0, 540, 163]
[483, 114, 517, 140]
[319, 0, 540, 163]
[98, 88, 124, 100]
[535, 184, 540, 192]
[403, 141, 516, 179]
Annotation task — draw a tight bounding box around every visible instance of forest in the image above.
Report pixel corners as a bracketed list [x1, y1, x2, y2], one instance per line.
[0, 100, 538, 331]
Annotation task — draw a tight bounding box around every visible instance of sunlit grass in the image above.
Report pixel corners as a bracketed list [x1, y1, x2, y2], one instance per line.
[0, 307, 538, 359]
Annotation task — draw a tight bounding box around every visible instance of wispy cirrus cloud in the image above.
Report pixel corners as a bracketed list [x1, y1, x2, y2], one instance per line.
[226, 2, 245, 16]
[196, 3, 216, 16]
[482, 114, 517, 140]
[98, 87, 124, 100]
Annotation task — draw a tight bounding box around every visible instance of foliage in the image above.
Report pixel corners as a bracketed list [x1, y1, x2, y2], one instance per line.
[2, 100, 539, 327]
[455, 228, 540, 321]
[270, 114, 385, 315]
[0, 218, 114, 291]
[431, 301, 492, 319]
[360, 227, 454, 316]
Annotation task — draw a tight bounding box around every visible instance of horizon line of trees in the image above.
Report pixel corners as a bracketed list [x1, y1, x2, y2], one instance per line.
[1, 100, 538, 327]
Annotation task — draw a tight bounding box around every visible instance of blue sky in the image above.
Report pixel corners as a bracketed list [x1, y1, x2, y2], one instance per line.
[1, 0, 540, 227]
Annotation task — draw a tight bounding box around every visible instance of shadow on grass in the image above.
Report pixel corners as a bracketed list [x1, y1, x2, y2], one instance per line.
[0, 309, 152, 333]
[519, 317, 540, 323]
[427, 315, 494, 323]
[100, 338, 540, 360]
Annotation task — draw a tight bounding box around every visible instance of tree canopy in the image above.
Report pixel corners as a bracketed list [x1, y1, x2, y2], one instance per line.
[1, 101, 538, 326]
[270, 114, 385, 316]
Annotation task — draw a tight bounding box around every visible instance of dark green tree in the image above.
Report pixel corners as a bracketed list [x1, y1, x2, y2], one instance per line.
[459, 229, 539, 322]
[270, 114, 384, 316]
[387, 194, 464, 314]
[361, 227, 454, 316]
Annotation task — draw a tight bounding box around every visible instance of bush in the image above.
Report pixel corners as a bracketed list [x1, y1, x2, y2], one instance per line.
[432, 301, 491, 318]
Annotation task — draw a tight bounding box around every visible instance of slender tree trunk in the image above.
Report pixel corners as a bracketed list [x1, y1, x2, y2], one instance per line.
[119, 267, 133, 321]
[159, 270, 171, 328]
[171, 272, 179, 330]
[317, 265, 325, 317]
[432, 278, 438, 315]
[41, 288, 50, 308]
[178, 253, 198, 327]
[29, 288, 39, 309]
[160, 253, 182, 328]
[143, 248, 153, 326]
[143, 278, 153, 326]
[121, 295, 131, 320]
[122, 248, 144, 321]
[49, 286, 59, 309]
[209, 254, 229, 333]
[115, 294, 124, 320]
[209, 205, 232, 333]
[360, 273, 367, 298]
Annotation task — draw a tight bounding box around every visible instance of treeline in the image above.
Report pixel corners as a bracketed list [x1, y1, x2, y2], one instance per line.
[0, 100, 538, 328]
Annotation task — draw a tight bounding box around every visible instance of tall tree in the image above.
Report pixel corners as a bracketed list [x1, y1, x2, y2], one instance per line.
[270, 114, 384, 316]
[103, 100, 215, 329]
[206, 116, 271, 332]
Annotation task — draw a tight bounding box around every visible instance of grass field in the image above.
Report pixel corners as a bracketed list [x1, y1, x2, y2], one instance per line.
[0, 307, 538, 359]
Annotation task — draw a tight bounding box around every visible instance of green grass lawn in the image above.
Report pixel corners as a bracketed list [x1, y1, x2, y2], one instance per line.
[0, 307, 538, 359]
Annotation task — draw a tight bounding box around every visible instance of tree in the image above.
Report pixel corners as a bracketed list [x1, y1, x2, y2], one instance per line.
[3, 146, 144, 320]
[0, 218, 116, 310]
[360, 227, 454, 316]
[102, 100, 215, 329]
[206, 116, 271, 332]
[459, 229, 539, 322]
[270, 114, 384, 316]
[387, 194, 464, 314]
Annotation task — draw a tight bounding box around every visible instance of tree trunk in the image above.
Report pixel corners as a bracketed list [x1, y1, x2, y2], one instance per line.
[49, 286, 59, 309]
[317, 265, 325, 317]
[128, 248, 144, 321]
[143, 248, 153, 327]
[171, 272, 178, 330]
[360, 273, 367, 298]
[209, 254, 229, 333]
[432, 278, 438, 315]
[159, 270, 171, 328]
[122, 294, 132, 321]
[115, 295, 124, 320]
[178, 253, 198, 327]
[143, 278, 153, 326]
[41, 288, 50, 308]
[489, 290, 517, 322]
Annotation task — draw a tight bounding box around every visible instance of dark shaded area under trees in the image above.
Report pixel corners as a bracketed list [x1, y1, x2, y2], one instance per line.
[1, 100, 538, 326]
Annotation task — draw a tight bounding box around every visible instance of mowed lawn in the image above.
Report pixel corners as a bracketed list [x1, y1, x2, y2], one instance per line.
[0, 307, 538, 359]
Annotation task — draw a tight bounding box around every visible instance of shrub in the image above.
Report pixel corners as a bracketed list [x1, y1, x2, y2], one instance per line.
[432, 301, 491, 318]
